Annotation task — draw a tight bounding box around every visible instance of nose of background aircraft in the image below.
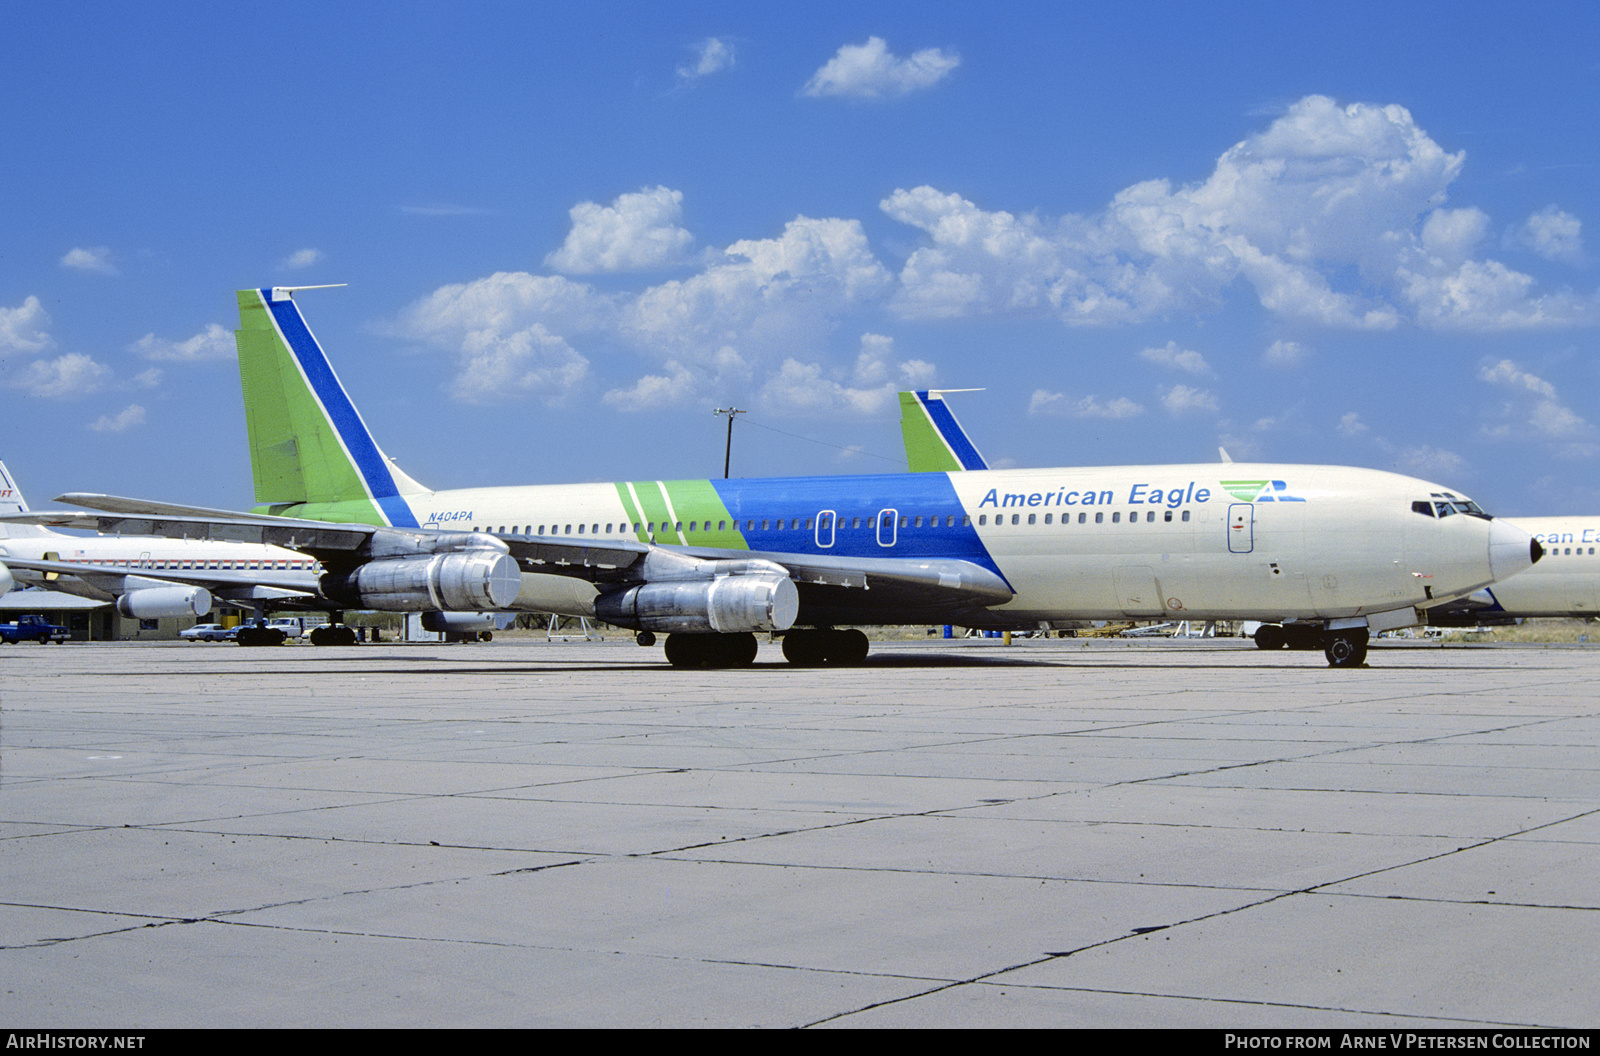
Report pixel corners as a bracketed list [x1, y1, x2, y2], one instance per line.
[1489, 519, 1541, 583]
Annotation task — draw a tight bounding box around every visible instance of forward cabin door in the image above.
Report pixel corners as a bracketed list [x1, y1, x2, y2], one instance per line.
[1227, 504, 1254, 554]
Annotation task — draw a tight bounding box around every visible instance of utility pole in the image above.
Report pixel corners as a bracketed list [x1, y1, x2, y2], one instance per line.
[712, 407, 743, 478]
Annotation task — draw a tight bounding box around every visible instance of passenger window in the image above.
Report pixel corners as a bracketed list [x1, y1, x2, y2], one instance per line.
[1027, 514, 1036, 525]
[1011, 514, 1020, 525]
[1112, 512, 1121, 523]
[979, 515, 987, 526]
[1095, 512, 1103, 524]
[1182, 510, 1190, 522]
[1164, 510, 1172, 522]
[1044, 513, 1052, 524]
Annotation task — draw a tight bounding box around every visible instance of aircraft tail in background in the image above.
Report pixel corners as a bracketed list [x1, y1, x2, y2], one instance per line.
[234, 286, 428, 527]
[898, 390, 988, 472]
[0, 460, 54, 539]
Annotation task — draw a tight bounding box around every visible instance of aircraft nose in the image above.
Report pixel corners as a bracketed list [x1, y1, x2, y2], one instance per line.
[1488, 519, 1539, 582]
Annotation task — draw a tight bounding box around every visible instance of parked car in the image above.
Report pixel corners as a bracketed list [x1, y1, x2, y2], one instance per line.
[180, 623, 238, 643]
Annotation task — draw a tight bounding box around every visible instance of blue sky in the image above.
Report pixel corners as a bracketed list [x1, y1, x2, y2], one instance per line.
[3, 1, 1598, 517]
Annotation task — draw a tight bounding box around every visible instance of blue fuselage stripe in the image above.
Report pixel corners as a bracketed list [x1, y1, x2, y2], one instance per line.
[709, 473, 1004, 580]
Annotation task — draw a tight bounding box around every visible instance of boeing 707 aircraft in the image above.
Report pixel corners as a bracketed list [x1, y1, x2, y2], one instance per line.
[18, 288, 1540, 668]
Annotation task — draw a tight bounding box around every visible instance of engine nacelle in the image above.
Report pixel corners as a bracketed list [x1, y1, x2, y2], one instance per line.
[116, 585, 212, 619]
[596, 574, 798, 634]
[321, 552, 521, 612]
[0, 562, 13, 596]
[420, 611, 514, 633]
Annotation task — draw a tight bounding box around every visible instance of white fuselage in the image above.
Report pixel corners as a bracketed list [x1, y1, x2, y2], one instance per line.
[337, 462, 1533, 627]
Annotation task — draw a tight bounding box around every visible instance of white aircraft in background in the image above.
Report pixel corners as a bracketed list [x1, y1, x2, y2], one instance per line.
[896, 389, 1591, 634]
[16, 287, 1541, 668]
[1422, 517, 1600, 625]
[0, 460, 323, 642]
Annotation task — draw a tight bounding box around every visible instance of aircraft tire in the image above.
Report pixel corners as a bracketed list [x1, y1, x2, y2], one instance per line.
[1324, 630, 1369, 668]
[781, 631, 824, 666]
[1253, 625, 1285, 650]
[782, 629, 869, 666]
[664, 632, 758, 669]
[835, 629, 870, 665]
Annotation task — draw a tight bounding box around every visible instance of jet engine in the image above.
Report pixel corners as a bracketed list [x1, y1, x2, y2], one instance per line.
[420, 611, 514, 633]
[596, 574, 798, 634]
[321, 552, 520, 611]
[116, 585, 213, 618]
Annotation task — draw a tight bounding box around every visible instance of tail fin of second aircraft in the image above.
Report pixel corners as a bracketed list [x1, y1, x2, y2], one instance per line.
[235, 287, 427, 527]
[0, 460, 56, 538]
[898, 390, 989, 472]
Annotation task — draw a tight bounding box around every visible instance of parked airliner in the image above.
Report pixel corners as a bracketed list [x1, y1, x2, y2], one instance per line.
[897, 390, 1592, 633]
[0, 459, 321, 640]
[20, 287, 1540, 668]
[1424, 516, 1600, 624]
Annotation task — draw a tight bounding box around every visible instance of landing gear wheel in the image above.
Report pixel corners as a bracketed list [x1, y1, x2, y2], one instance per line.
[1253, 624, 1286, 650]
[636, 631, 656, 648]
[1323, 630, 1369, 668]
[781, 628, 870, 666]
[663, 632, 758, 668]
[236, 626, 286, 647]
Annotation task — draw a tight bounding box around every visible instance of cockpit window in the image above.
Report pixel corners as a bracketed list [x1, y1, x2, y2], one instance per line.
[1415, 494, 1494, 519]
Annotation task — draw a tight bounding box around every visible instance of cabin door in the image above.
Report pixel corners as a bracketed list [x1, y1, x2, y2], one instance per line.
[1227, 504, 1254, 554]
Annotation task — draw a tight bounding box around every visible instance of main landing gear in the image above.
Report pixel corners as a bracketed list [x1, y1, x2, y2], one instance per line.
[1253, 623, 1369, 668]
[662, 631, 759, 668]
[780, 628, 869, 667]
[658, 628, 872, 669]
[307, 624, 359, 646]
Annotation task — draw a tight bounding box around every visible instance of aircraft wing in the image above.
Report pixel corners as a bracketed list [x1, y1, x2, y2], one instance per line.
[0, 555, 320, 608]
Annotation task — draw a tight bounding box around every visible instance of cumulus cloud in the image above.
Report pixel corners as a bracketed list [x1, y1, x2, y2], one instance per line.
[1139, 340, 1211, 375]
[678, 37, 733, 82]
[1028, 390, 1144, 419]
[801, 37, 959, 99]
[450, 324, 589, 405]
[88, 404, 145, 432]
[1395, 445, 1466, 479]
[1479, 359, 1595, 455]
[1515, 206, 1583, 265]
[883, 96, 1599, 332]
[1337, 411, 1368, 437]
[9, 353, 111, 399]
[131, 323, 236, 362]
[546, 186, 695, 274]
[757, 333, 934, 416]
[60, 246, 117, 274]
[0, 296, 52, 353]
[283, 248, 323, 270]
[1161, 384, 1219, 415]
[1264, 339, 1308, 366]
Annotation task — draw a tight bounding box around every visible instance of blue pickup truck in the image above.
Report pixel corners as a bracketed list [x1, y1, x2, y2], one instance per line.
[0, 614, 70, 644]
